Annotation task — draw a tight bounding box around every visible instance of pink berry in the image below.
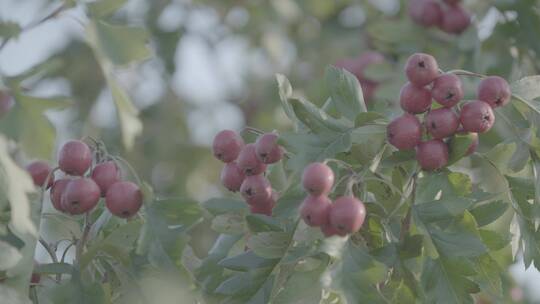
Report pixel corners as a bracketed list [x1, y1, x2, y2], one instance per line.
[399, 82, 433, 114]
[425, 108, 460, 139]
[61, 178, 101, 215]
[212, 130, 245, 163]
[302, 163, 335, 196]
[237, 143, 267, 176]
[320, 224, 340, 237]
[300, 195, 331, 227]
[408, 0, 443, 27]
[329, 196, 366, 236]
[387, 114, 423, 150]
[440, 4, 471, 34]
[255, 133, 284, 164]
[91, 161, 120, 197]
[240, 175, 272, 205]
[405, 53, 439, 86]
[220, 162, 245, 192]
[249, 192, 276, 216]
[460, 100, 495, 133]
[0, 90, 14, 117]
[58, 140, 92, 176]
[477, 76, 511, 108]
[432, 73, 463, 107]
[26, 161, 54, 188]
[50, 179, 70, 212]
[105, 181, 143, 218]
[443, 0, 461, 5]
[416, 140, 449, 171]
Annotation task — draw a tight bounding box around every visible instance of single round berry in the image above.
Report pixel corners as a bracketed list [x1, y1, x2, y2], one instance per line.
[425, 108, 460, 139]
[26, 161, 54, 188]
[61, 178, 100, 215]
[301, 162, 335, 196]
[220, 162, 245, 192]
[50, 179, 70, 212]
[105, 181, 143, 218]
[58, 140, 92, 176]
[240, 175, 272, 205]
[405, 53, 439, 86]
[212, 130, 245, 163]
[432, 73, 463, 107]
[408, 0, 443, 27]
[321, 224, 340, 237]
[399, 82, 432, 114]
[249, 193, 276, 216]
[237, 143, 267, 176]
[460, 100, 495, 133]
[0, 90, 14, 117]
[440, 5, 471, 34]
[329, 196, 366, 236]
[416, 140, 449, 171]
[300, 195, 331, 227]
[91, 161, 120, 197]
[387, 114, 423, 150]
[255, 133, 283, 164]
[477, 76, 511, 108]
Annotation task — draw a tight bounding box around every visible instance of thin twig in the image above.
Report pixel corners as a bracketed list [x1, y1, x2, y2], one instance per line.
[399, 174, 418, 242]
[76, 213, 92, 266]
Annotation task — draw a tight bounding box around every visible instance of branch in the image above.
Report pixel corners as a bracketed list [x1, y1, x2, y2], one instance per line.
[75, 213, 92, 266]
[399, 173, 418, 242]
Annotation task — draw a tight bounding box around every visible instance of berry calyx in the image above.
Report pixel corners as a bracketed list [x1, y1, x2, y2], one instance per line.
[440, 4, 471, 34]
[91, 161, 120, 197]
[240, 175, 272, 205]
[61, 178, 101, 215]
[416, 140, 449, 171]
[300, 195, 331, 227]
[477, 76, 511, 108]
[405, 53, 439, 86]
[220, 162, 245, 192]
[105, 181, 143, 218]
[387, 114, 423, 150]
[58, 140, 93, 176]
[408, 0, 443, 27]
[432, 73, 463, 107]
[255, 133, 283, 164]
[399, 82, 432, 114]
[302, 162, 335, 196]
[425, 108, 460, 139]
[460, 100, 495, 133]
[237, 143, 267, 176]
[50, 179, 70, 212]
[329, 196, 366, 236]
[26, 161, 54, 188]
[212, 130, 245, 163]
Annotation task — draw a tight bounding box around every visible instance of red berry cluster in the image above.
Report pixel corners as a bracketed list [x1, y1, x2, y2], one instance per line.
[299, 162, 367, 237]
[387, 53, 511, 171]
[408, 0, 471, 34]
[335, 52, 386, 103]
[26, 140, 143, 218]
[213, 130, 284, 216]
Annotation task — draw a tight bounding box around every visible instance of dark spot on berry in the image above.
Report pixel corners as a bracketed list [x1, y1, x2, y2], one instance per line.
[431, 122, 437, 129]
[246, 168, 253, 175]
[495, 98, 502, 105]
[483, 114, 491, 121]
[122, 211, 130, 217]
[445, 92, 454, 100]
[388, 132, 394, 139]
[306, 215, 311, 222]
[418, 61, 425, 68]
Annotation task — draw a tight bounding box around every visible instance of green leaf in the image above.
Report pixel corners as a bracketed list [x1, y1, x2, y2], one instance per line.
[447, 133, 475, 165]
[247, 232, 290, 259]
[421, 257, 478, 304]
[152, 197, 203, 228]
[87, 0, 128, 18]
[447, 172, 472, 197]
[474, 254, 502, 296]
[289, 97, 349, 134]
[0, 240, 22, 270]
[215, 270, 270, 297]
[354, 112, 387, 127]
[325, 66, 366, 121]
[202, 197, 247, 215]
[275, 74, 298, 126]
[469, 201, 508, 227]
[511, 75, 540, 100]
[0, 21, 21, 39]
[478, 229, 509, 251]
[211, 213, 245, 234]
[362, 61, 394, 82]
[218, 251, 278, 271]
[246, 214, 284, 232]
[108, 78, 143, 150]
[34, 262, 73, 275]
[414, 196, 474, 223]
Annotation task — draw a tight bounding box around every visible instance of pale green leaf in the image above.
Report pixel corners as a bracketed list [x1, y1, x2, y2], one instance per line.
[325, 66, 366, 121]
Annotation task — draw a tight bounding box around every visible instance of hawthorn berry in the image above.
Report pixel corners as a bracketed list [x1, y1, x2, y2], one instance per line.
[300, 195, 331, 227]
[387, 114, 423, 150]
[212, 130, 245, 163]
[329, 196, 366, 236]
[443, 0, 461, 5]
[432, 73, 463, 107]
[425, 108, 460, 139]
[220, 162, 245, 192]
[399, 82, 432, 114]
[249, 192, 276, 216]
[50, 179, 70, 212]
[62, 178, 101, 215]
[255, 133, 283, 164]
[460, 100, 495, 133]
[237, 143, 267, 176]
[408, 0, 443, 27]
[405, 53, 439, 86]
[416, 140, 449, 171]
[240, 175, 272, 205]
[105, 181, 143, 218]
[26, 161, 54, 188]
[440, 5, 471, 34]
[91, 161, 120, 197]
[0, 90, 14, 117]
[58, 140, 92, 176]
[477, 76, 511, 108]
[301, 162, 334, 196]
